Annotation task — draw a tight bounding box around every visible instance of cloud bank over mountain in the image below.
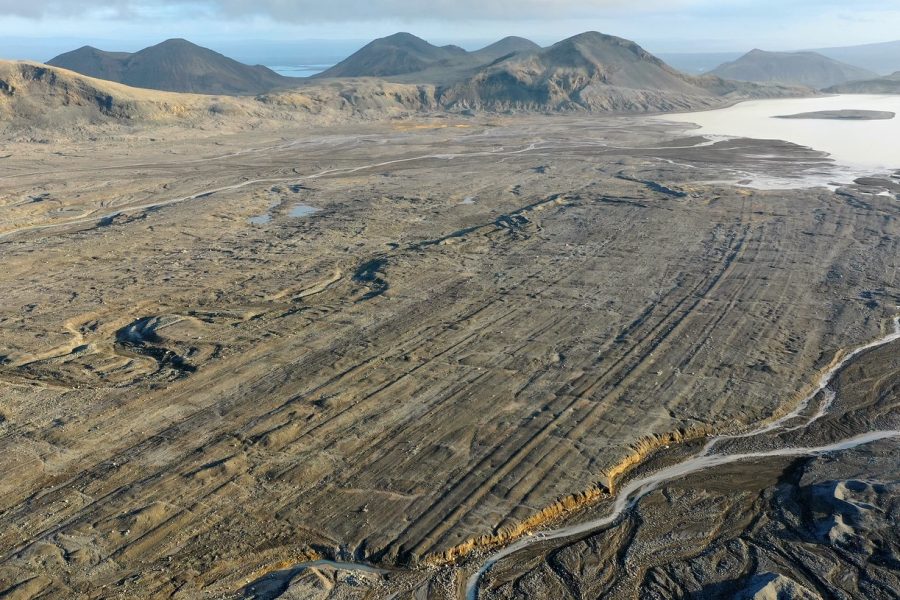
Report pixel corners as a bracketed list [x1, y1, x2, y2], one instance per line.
[0, 0, 894, 22]
[0, 0, 897, 55]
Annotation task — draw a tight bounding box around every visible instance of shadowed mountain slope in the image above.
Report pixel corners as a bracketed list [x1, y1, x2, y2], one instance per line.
[315, 32, 469, 78]
[48, 39, 291, 95]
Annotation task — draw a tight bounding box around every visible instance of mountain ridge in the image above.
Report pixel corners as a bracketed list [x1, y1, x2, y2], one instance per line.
[48, 39, 291, 95]
[315, 32, 543, 80]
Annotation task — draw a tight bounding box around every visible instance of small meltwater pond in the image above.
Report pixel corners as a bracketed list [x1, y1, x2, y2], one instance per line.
[659, 94, 900, 183]
[249, 202, 319, 225]
[289, 203, 318, 217]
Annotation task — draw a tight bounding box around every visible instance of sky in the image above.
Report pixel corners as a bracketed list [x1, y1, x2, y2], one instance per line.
[0, 0, 898, 62]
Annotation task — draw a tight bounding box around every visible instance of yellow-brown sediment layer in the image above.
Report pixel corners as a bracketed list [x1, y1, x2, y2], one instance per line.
[422, 425, 714, 566]
[421, 322, 896, 567]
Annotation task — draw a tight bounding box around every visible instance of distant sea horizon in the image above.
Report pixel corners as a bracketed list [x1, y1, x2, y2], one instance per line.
[267, 64, 332, 78]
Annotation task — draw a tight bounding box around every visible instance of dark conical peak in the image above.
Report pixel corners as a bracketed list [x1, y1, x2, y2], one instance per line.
[363, 32, 445, 55]
[566, 31, 606, 42]
[728, 49, 769, 63]
[497, 36, 536, 44]
[62, 45, 131, 59]
[144, 38, 208, 53]
[552, 31, 644, 55]
[477, 36, 540, 53]
[546, 31, 662, 66]
[561, 31, 624, 46]
[471, 36, 541, 62]
[442, 44, 468, 54]
[135, 38, 226, 60]
[369, 32, 465, 56]
[155, 38, 198, 47]
[383, 32, 419, 40]
[377, 32, 431, 46]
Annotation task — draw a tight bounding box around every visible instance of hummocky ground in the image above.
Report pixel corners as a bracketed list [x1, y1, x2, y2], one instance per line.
[0, 107, 899, 600]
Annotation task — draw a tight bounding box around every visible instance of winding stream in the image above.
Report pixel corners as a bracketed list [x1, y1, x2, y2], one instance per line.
[465, 430, 900, 599]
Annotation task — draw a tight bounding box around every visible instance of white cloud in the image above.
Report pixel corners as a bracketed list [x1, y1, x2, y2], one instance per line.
[0, 0, 696, 21]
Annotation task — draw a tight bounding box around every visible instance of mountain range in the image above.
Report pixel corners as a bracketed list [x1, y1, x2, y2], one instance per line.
[39, 32, 806, 114]
[1, 30, 834, 136]
[48, 39, 291, 95]
[315, 33, 542, 83]
[312, 32, 805, 111]
[709, 49, 877, 90]
[435, 32, 802, 111]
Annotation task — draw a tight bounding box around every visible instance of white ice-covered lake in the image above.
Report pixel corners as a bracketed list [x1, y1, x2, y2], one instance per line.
[660, 95, 900, 181]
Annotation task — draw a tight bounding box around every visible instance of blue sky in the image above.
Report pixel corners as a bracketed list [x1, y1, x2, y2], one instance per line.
[0, 0, 898, 60]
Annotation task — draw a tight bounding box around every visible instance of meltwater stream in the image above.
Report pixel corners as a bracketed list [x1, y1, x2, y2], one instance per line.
[464, 431, 900, 600]
[464, 316, 900, 600]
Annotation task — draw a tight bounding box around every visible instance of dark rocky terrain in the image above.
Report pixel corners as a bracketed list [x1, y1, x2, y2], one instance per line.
[710, 49, 877, 89]
[48, 39, 291, 95]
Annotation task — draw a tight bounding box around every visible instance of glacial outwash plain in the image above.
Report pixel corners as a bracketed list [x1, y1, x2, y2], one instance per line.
[1, 30, 900, 600]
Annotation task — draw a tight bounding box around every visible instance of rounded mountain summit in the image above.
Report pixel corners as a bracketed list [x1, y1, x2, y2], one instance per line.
[48, 39, 290, 95]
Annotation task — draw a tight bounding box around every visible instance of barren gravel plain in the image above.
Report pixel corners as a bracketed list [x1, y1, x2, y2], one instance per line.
[1, 113, 899, 599]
